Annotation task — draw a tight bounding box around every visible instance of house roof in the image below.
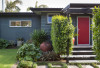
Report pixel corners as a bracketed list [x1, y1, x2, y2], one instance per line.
[62, 3, 100, 14]
[0, 12, 39, 17]
[30, 8, 63, 12]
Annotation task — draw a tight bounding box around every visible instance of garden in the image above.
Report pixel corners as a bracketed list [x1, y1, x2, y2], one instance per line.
[0, 7, 100, 68]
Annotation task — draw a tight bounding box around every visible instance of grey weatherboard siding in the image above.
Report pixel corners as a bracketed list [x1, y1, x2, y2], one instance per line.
[41, 13, 51, 34]
[41, 12, 62, 34]
[0, 16, 41, 42]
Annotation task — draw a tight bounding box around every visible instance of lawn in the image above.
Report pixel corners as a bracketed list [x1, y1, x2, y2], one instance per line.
[0, 49, 18, 68]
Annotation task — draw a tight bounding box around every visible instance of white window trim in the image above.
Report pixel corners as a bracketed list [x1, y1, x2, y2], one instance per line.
[47, 13, 60, 24]
[9, 20, 32, 27]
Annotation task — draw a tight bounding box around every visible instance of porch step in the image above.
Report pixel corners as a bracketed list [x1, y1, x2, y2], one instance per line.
[72, 50, 94, 55]
[69, 60, 99, 63]
[61, 55, 96, 60]
[73, 46, 93, 50]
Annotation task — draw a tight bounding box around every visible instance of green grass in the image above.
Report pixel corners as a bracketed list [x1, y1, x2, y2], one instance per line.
[0, 49, 18, 68]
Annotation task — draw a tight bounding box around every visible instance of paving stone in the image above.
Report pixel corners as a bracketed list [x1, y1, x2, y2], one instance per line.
[52, 65, 61, 67]
[69, 60, 99, 63]
[68, 65, 78, 68]
[37, 65, 47, 68]
[82, 65, 94, 68]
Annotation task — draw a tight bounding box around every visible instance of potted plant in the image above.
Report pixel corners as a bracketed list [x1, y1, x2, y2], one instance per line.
[17, 37, 24, 46]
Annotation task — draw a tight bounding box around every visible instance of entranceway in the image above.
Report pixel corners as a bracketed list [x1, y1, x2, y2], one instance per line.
[78, 17, 89, 45]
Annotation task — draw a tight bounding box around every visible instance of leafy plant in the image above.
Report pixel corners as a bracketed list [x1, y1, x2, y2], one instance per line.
[0, 39, 10, 49]
[51, 15, 75, 55]
[16, 43, 42, 61]
[17, 37, 24, 41]
[17, 60, 34, 68]
[33, 63, 37, 68]
[31, 30, 48, 47]
[92, 6, 100, 61]
[48, 63, 52, 68]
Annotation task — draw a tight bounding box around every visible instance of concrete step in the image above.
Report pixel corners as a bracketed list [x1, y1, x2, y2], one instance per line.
[73, 46, 93, 50]
[69, 60, 99, 63]
[61, 55, 96, 60]
[72, 50, 94, 55]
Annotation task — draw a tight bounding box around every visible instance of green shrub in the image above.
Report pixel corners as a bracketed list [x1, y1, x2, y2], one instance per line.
[91, 63, 99, 68]
[16, 43, 42, 61]
[76, 63, 83, 68]
[62, 63, 68, 68]
[51, 15, 75, 55]
[0, 39, 10, 49]
[48, 63, 52, 68]
[92, 6, 100, 61]
[31, 30, 48, 47]
[33, 63, 37, 68]
[17, 60, 35, 68]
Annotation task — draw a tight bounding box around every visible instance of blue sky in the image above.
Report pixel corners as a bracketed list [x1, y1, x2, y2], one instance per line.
[0, 0, 100, 12]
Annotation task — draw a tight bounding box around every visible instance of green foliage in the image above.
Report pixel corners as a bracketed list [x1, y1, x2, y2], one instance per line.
[33, 63, 37, 68]
[31, 30, 48, 46]
[17, 60, 36, 68]
[91, 63, 99, 68]
[76, 63, 83, 68]
[62, 63, 68, 68]
[51, 15, 75, 54]
[5, 0, 22, 12]
[92, 6, 100, 61]
[48, 63, 52, 68]
[0, 39, 10, 49]
[16, 43, 42, 61]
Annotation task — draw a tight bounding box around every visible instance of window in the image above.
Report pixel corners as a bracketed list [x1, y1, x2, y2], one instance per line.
[47, 13, 59, 24]
[10, 20, 32, 27]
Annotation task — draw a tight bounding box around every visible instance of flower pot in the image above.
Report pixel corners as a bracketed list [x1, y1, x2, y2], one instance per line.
[17, 41, 23, 46]
[40, 42, 52, 52]
[73, 37, 75, 45]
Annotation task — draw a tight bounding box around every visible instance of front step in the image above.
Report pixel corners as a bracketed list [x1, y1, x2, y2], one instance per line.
[61, 46, 98, 63]
[73, 46, 93, 50]
[61, 55, 96, 60]
[68, 55, 96, 60]
[72, 50, 94, 55]
[69, 60, 99, 63]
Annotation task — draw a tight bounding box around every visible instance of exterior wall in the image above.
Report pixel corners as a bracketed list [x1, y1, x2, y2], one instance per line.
[71, 14, 93, 45]
[41, 12, 62, 35]
[0, 16, 41, 42]
[41, 13, 51, 34]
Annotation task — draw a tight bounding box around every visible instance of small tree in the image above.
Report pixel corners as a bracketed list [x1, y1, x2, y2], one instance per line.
[51, 15, 75, 55]
[92, 6, 100, 61]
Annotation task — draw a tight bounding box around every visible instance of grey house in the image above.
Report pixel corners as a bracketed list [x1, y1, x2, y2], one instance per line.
[0, 3, 100, 45]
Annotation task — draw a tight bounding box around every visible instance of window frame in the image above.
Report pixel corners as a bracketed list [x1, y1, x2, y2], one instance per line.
[9, 20, 32, 27]
[47, 13, 60, 24]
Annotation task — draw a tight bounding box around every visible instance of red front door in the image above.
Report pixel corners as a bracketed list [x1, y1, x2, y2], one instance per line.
[78, 17, 89, 45]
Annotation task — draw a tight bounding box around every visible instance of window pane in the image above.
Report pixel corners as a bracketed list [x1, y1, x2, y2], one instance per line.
[21, 21, 31, 27]
[11, 21, 20, 26]
[48, 15, 53, 23]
